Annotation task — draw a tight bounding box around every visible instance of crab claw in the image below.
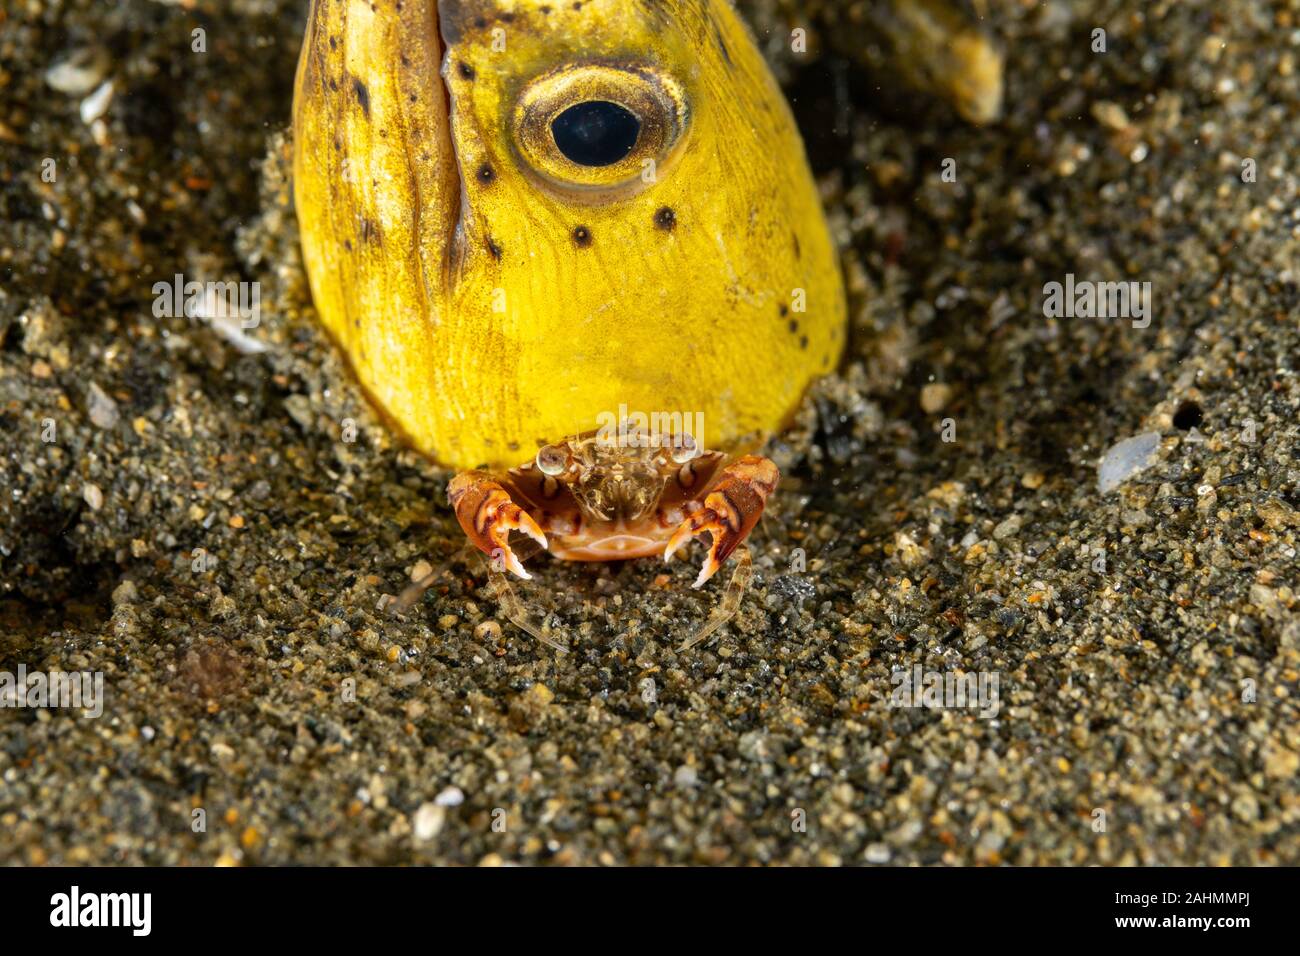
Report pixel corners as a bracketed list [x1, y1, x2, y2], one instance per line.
[665, 507, 731, 588]
[664, 455, 779, 588]
[448, 471, 547, 580]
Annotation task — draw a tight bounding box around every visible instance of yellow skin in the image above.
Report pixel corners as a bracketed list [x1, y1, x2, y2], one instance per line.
[292, 0, 846, 472]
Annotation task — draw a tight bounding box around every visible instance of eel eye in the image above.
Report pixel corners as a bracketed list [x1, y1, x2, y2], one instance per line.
[513, 65, 688, 194]
[551, 101, 641, 167]
[535, 444, 569, 476]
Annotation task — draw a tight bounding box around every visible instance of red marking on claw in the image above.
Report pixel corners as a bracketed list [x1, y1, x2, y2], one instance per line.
[663, 455, 777, 588]
[664, 505, 736, 588]
[449, 473, 547, 580]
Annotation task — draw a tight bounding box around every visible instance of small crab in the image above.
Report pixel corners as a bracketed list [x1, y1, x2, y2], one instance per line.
[444, 425, 778, 652]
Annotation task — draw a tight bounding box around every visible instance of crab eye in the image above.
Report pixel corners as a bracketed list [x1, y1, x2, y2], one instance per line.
[513, 65, 689, 193]
[535, 444, 569, 476]
[670, 434, 699, 463]
[551, 101, 641, 167]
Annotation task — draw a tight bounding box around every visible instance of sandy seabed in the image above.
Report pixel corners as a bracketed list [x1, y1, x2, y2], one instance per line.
[1, 0, 1297, 865]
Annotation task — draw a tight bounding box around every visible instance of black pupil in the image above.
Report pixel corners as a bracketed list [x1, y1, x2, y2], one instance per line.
[550, 101, 641, 167]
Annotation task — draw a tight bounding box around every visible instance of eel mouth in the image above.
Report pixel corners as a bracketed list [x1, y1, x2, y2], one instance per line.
[290, 0, 470, 310]
[431, 0, 469, 277]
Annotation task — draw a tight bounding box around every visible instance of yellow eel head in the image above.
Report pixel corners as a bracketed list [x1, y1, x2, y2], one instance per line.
[292, 0, 846, 470]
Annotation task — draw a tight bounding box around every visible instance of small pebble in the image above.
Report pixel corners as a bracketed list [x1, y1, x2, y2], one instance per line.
[992, 514, 1022, 540]
[82, 482, 103, 511]
[434, 786, 465, 807]
[86, 382, 120, 429]
[864, 843, 892, 864]
[111, 580, 139, 605]
[920, 382, 953, 413]
[1091, 99, 1131, 130]
[412, 803, 446, 841]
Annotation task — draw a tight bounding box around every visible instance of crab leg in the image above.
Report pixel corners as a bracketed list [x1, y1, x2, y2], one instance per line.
[664, 454, 779, 587]
[488, 566, 568, 653]
[679, 544, 754, 651]
[390, 543, 473, 613]
[448, 471, 547, 579]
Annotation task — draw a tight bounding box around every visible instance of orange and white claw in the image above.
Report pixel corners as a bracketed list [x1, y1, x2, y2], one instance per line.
[485, 503, 546, 580]
[448, 471, 547, 580]
[663, 455, 779, 589]
[664, 508, 728, 588]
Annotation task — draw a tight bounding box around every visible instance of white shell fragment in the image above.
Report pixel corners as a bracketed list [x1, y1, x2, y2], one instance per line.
[190, 283, 268, 354]
[45, 49, 109, 96]
[79, 80, 115, 125]
[1097, 431, 1161, 494]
